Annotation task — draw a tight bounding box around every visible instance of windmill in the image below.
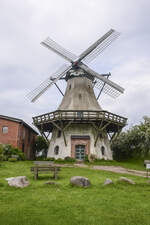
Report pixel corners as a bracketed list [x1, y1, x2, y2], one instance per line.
[29, 29, 127, 160]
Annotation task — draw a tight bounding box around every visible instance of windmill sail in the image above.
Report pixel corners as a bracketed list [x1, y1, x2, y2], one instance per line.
[27, 64, 71, 102]
[41, 38, 77, 63]
[28, 28, 124, 102]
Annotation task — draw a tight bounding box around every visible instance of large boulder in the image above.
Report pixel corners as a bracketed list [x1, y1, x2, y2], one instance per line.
[6, 176, 29, 188]
[70, 176, 91, 187]
[104, 178, 113, 186]
[119, 177, 135, 185]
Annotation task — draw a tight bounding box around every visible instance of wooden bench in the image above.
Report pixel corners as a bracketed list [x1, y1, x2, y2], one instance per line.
[31, 161, 61, 180]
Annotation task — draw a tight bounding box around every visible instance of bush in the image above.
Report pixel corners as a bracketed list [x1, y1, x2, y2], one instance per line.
[0, 144, 3, 154]
[1, 145, 25, 161]
[47, 157, 55, 161]
[0, 154, 3, 161]
[64, 156, 76, 162]
[36, 156, 45, 161]
[11, 147, 19, 155]
[84, 155, 89, 162]
[18, 152, 25, 161]
[8, 158, 17, 162]
[55, 158, 64, 163]
[3, 144, 12, 158]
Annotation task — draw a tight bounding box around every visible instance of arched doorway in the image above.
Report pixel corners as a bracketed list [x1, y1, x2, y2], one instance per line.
[75, 145, 85, 160]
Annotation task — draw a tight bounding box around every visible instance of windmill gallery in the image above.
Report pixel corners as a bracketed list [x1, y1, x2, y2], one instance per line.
[28, 29, 127, 161]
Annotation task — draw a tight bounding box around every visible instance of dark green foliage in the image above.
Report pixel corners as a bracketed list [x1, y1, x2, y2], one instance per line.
[112, 116, 150, 160]
[47, 157, 55, 161]
[35, 156, 45, 161]
[34, 136, 49, 158]
[0, 144, 25, 161]
[0, 144, 3, 161]
[84, 155, 89, 162]
[64, 156, 76, 162]
[3, 144, 12, 158]
[0, 154, 3, 161]
[55, 158, 64, 163]
[18, 152, 26, 161]
[8, 158, 17, 162]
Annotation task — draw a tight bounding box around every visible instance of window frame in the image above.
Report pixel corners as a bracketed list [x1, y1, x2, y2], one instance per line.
[54, 146, 59, 155]
[2, 126, 8, 134]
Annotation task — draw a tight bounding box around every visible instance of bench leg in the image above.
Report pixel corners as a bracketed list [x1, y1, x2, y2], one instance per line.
[53, 168, 57, 180]
[34, 168, 38, 180]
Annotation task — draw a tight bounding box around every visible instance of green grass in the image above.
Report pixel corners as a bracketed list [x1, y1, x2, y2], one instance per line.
[0, 161, 150, 225]
[86, 158, 147, 171]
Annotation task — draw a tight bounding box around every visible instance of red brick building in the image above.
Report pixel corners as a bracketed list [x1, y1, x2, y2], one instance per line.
[0, 115, 38, 160]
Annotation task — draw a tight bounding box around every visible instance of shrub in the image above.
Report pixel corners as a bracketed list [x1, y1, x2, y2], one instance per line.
[8, 158, 17, 162]
[3, 144, 13, 157]
[64, 156, 76, 162]
[0, 154, 3, 161]
[0, 144, 3, 154]
[47, 157, 55, 161]
[84, 155, 89, 162]
[18, 152, 25, 161]
[36, 156, 45, 161]
[55, 158, 64, 163]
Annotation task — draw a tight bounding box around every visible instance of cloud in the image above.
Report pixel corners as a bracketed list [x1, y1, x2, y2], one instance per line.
[0, 0, 150, 130]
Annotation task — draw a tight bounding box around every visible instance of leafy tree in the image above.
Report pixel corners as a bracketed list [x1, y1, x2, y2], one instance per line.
[111, 116, 150, 161]
[34, 136, 49, 158]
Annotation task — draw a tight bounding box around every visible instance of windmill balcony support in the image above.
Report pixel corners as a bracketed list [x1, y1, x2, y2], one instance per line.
[33, 110, 127, 129]
[33, 110, 127, 161]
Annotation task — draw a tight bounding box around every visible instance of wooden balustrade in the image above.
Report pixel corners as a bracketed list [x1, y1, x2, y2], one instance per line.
[33, 110, 127, 127]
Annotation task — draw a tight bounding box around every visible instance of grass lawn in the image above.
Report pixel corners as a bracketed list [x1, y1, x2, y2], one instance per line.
[86, 158, 147, 171]
[0, 161, 150, 225]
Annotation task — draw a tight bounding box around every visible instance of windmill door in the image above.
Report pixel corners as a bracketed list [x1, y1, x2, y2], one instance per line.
[75, 145, 85, 160]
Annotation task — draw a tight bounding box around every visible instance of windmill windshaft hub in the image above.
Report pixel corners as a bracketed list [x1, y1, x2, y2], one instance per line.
[65, 68, 94, 81]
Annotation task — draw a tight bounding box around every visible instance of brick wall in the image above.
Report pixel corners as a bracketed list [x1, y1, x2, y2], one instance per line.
[71, 137, 90, 158]
[0, 118, 19, 147]
[0, 118, 37, 160]
[18, 124, 36, 160]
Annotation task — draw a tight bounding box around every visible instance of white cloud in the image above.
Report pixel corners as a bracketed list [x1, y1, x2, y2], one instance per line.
[0, 0, 150, 129]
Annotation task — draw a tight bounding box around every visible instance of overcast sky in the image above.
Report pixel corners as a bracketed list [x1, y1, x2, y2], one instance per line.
[0, 0, 150, 130]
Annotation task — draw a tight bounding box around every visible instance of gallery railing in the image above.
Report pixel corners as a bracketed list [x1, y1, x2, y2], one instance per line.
[33, 110, 127, 126]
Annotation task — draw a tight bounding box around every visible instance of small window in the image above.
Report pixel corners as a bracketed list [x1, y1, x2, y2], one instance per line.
[78, 94, 82, 99]
[57, 130, 61, 138]
[101, 146, 105, 156]
[2, 126, 8, 134]
[69, 84, 71, 89]
[77, 111, 83, 118]
[88, 85, 90, 89]
[54, 146, 59, 155]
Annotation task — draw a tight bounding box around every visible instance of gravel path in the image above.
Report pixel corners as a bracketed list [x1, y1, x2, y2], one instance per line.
[73, 164, 148, 178]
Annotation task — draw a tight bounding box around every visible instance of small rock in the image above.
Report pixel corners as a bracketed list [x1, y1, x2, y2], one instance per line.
[70, 176, 91, 187]
[45, 181, 55, 185]
[119, 177, 135, 185]
[6, 176, 29, 188]
[104, 178, 113, 186]
[147, 180, 150, 184]
[45, 181, 59, 186]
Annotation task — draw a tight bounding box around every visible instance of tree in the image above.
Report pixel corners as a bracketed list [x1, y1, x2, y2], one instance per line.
[111, 116, 150, 161]
[34, 136, 49, 158]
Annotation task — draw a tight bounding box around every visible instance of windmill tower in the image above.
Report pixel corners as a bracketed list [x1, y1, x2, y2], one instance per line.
[28, 29, 127, 160]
